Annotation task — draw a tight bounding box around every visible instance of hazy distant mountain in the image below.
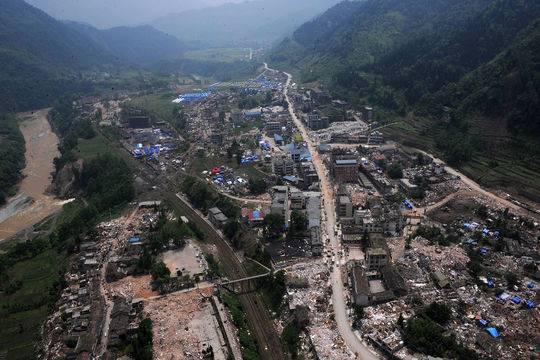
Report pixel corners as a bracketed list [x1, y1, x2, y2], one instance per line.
[152, 0, 341, 47]
[65, 22, 186, 65]
[24, 0, 248, 29]
[0, 0, 186, 113]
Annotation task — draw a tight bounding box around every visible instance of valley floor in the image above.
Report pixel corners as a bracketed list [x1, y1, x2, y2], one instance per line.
[0, 109, 64, 241]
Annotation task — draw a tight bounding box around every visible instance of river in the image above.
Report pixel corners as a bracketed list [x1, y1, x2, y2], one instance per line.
[0, 109, 64, 241]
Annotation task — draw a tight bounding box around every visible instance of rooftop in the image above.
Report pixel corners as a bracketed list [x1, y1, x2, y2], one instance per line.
[335, 159, 358, 166]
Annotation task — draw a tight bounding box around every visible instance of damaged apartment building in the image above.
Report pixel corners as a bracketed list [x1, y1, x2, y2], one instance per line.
[338, 190, 405, 244]
[350, 236, 407, 307]
[270, 186, 323, 256]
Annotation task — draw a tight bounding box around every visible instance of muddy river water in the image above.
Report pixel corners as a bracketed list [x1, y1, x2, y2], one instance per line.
[0, 109, 65, 241]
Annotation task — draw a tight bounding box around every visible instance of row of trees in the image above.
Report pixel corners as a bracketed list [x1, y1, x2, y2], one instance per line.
[180, 176, 240, 218]
[402, 302, 477, 360]
[0, 114, 25, 205]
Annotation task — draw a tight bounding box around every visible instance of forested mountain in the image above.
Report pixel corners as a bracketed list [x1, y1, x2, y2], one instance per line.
[0, 0, 185, 113]
[270, 0, 540, 198]
[152, 0, 341, 47]
[271, 0, 540, 133]
[65, 22, 186, 66]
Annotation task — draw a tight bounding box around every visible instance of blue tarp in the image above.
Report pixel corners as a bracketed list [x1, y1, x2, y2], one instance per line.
[526, 300, 536, 309]
[511, 296, 522, 305]
[403, 199, 414, 209]
[283, 175, 299, 183]
[174, 92, 209, 103]
[479, 319, 488, 327]
[528, 282, 535, 289]
[128, 236, 141, 244]
[486, 327, 500, 338]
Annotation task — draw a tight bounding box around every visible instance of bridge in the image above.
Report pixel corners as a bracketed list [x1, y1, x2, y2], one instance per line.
[218, 258, 272, 294]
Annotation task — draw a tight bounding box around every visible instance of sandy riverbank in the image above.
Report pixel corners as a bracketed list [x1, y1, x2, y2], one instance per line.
[0, 109, 63, 241]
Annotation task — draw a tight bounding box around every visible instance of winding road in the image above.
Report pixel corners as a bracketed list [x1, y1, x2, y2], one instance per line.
[275, 64, 379, 359]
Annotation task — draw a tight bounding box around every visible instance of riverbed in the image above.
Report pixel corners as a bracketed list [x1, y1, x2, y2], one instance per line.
[0, 109, 63, 241]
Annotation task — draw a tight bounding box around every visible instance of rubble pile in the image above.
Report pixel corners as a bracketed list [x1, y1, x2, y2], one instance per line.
[106, 275, 157, 299]
[285, 263, 354, 358]
[144, 288, 229, 360]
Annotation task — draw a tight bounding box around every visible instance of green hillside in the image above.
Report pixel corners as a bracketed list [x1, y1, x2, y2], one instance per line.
[0, 0, 186, 113]
[65, 23, 187, 66]
[270, 0, 540, 200]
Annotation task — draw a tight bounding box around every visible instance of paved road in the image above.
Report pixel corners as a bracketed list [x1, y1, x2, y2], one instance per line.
[278, 67, 379, 360]
[221, 192, 271, 205]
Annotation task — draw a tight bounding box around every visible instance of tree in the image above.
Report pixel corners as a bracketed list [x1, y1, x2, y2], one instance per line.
[505, 271, 519, 288]
[353, 304, 364, 322]
[129, 318, 153, 360]
[289, 210, 307, 234]
[281, 322, 301, 359]
[236, 149, 244, 165]
[248, 178, 267, 194]
[387, 163, 403, 179]
[425, 302, 452, 325]
[227, 140, 240, 160]
[223, 220, 241, 240]
[137, 248, 153, 273]
[264, 213, 284, 238]
[151, 261, 170, 282]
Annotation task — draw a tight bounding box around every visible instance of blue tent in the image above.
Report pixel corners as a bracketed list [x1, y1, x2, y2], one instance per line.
[526, 300, 536, 309]
[128, 236, 142, 244]
[511, 296, 522, 305]
[486, 327, 500, 338]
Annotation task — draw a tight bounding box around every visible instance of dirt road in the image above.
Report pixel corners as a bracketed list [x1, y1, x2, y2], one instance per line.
[406, 147, 539, 219]
[0, 109, 65, 241]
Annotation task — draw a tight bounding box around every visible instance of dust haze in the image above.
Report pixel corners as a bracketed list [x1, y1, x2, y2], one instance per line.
[25, 0, 250, 28]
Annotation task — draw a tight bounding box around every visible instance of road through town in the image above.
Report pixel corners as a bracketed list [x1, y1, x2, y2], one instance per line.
[277, 65, 379, 359]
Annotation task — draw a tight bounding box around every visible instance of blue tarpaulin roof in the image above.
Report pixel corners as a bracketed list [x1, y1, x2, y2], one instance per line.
[526, 300, 536, 309]
[283, 175, 299, 183]
[479, 319, 488, 327]
[128, 236, 141, 244]
[511, 296, 522, 304]
[486, 327, 500, 338]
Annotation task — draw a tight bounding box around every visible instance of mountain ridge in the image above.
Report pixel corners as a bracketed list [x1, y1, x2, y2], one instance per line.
[152, 0, 341, 47]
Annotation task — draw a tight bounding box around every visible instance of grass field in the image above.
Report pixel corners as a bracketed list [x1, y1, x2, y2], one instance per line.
[183, 48, 251, 63]
[0, 250, 66, 359]
[129, 93, 178, 124]
[75, 133, 112, 160]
